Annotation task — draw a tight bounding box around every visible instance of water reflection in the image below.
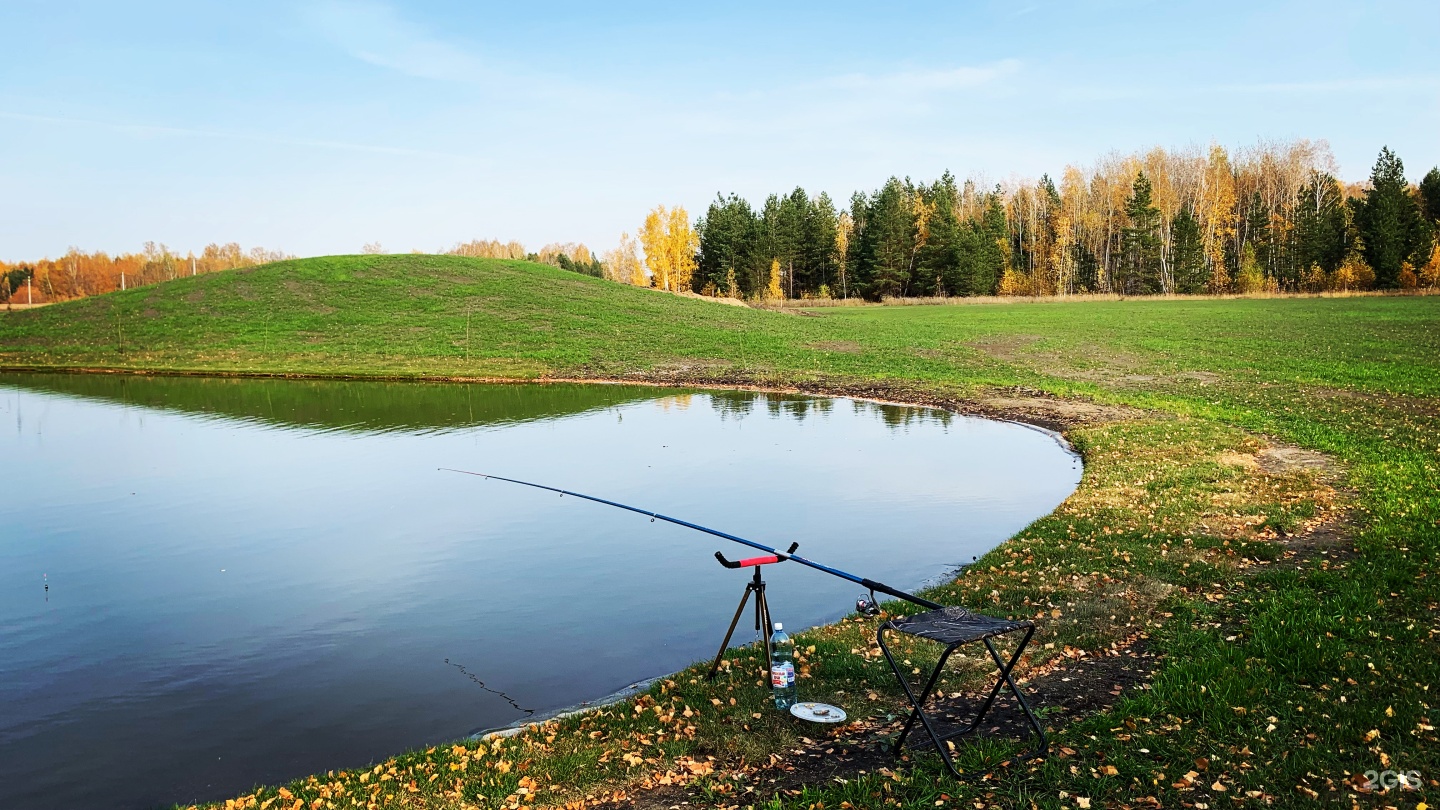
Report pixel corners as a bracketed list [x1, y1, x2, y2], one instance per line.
[0, 373, 1079, 810]
[6, 373, 666, 435]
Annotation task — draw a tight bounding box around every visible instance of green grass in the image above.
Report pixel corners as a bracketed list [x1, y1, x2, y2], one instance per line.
[3, 256, 1437, 809]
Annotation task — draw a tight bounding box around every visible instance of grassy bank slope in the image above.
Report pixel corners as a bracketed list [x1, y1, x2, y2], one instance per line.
[3, 258, 1437, 809]
[0, 254, 800, 378]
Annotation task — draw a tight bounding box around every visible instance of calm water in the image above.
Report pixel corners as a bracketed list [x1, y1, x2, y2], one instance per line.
[0, 374, 1081, 810]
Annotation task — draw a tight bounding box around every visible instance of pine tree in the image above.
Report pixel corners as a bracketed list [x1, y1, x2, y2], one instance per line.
[1354, 147, 1427, 288]
[843, 192, 870, 297]
[1120, 172, 1162, 294]
[919, 174, 962, 295]
[1243, 192, 1274, 283]
[976, 192, 1009, 295]
[860, 178, 917, 298]
[803, 192, 841, 296]
[1072, 243, 1100, 293]
[1171, 208, 1206, 293]
[696, 194, 760, 296]
[1295, 173, 1351, 275]
[1419, 168, 1440, 225]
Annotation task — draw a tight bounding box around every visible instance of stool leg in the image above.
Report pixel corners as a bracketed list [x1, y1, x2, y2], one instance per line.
[959, 639, 1017, 735]
[878, 625, 965, 778]
[983, 627, 1047, 758]
[755, 582, 773, 671]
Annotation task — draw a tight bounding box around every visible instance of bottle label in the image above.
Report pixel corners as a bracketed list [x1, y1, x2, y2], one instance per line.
[771, 661, 795, 688]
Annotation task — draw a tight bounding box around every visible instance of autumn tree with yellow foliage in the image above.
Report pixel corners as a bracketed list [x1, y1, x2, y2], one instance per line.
[601, 233, 645, 286]
[637, 205, 698, 292]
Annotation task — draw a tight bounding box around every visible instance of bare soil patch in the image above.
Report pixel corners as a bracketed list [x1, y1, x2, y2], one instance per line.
[806, 340, 864, 354]
[1256, 446, 1337, 477]
[1310, 385, 1440, 420]
[966, 334, 1044, 364]
[970, 394, 1141, 430]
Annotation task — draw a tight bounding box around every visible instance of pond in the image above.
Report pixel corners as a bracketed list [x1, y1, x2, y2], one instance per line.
[0, 373, 1081, 810]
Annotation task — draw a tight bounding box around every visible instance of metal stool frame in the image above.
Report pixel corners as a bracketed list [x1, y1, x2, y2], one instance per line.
[877, 608, 1047, 777]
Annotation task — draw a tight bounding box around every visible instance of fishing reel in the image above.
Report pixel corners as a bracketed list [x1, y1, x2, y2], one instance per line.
[855, 591, 881, 617]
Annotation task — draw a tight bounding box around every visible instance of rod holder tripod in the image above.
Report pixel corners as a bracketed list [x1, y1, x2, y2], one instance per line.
[705, 542, 799, 681]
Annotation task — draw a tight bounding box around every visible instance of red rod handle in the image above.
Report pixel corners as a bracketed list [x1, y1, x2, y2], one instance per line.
[715, 542, 798, 569]
[715, 551, 780, 569]
[736, 555, 780, 567]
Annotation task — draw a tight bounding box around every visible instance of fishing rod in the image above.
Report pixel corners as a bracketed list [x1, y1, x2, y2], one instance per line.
[441, 469, 943, 612]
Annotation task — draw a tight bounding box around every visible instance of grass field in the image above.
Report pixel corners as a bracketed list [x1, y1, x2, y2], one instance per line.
[2, 256, 1437, 810]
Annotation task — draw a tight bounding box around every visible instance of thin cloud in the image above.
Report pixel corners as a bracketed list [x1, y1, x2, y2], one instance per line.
[302, 0, 489, 83]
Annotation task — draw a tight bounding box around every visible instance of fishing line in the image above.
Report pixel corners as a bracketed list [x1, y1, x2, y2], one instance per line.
[444, 658, 534, 716]
[440, 468, 942, 611]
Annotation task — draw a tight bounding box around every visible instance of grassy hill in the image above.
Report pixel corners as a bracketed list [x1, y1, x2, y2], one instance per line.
[4, 257, 1439, 809]
[0, 254, 806, 378]
[6, 254, 1438, 402]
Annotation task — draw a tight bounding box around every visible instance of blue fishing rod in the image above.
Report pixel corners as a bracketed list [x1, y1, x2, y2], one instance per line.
[441, 469, 943, 612]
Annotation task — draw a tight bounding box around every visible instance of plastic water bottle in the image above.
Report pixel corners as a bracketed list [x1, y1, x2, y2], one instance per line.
[770, 622, 797, 710]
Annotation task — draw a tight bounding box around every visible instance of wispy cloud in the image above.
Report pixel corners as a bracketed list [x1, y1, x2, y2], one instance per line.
[0, 111, 483, 162]
[302, 0, 489, 83]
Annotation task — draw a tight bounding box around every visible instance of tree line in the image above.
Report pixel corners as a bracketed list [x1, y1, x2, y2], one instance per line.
[619, 141, 1440, 300]
[0, 243, 292, 306]
[9, 141, 1436, 307]
[0, 239, 614, 306]
[445, 239, 606, 278]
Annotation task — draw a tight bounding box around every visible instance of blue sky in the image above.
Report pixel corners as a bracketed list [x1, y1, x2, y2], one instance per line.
[3, 0, 1438, 259]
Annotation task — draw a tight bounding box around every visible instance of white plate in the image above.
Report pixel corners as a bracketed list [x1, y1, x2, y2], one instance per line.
[789, 702, 847, 723]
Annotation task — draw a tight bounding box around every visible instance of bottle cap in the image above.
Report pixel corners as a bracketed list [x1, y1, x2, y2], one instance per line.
[773, 622, 782, 630]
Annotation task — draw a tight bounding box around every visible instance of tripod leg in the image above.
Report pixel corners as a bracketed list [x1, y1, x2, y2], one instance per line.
[756, 583, 773, 671]
[707, 586, 753, 681]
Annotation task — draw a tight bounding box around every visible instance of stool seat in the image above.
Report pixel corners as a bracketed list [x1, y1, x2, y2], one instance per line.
[888, 606, 1031, 645]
